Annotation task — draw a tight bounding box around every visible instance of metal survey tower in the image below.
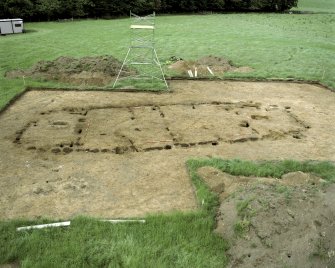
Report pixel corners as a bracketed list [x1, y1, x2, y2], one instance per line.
[113, 11, 168, 89]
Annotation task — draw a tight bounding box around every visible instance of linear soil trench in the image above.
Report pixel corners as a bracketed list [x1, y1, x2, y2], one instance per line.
[0, 81, 334, 220]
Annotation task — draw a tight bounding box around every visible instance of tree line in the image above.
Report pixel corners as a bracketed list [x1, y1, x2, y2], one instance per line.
[0, 0, 298, 21]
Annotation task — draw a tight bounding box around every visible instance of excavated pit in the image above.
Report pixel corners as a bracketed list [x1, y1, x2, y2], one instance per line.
[0, 80, 334, 220]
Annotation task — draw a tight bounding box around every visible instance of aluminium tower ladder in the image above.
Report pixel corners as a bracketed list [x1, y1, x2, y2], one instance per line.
[113, 11, 168, 89]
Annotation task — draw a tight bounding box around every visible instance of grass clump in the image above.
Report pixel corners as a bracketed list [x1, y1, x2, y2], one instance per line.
[187, 158, 335, 182]
[234, 219, 251, 238]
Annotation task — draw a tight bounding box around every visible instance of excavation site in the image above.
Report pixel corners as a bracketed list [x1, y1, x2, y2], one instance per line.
[0, 80, 334, 220]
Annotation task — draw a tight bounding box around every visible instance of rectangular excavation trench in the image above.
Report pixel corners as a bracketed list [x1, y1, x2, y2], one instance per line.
[0, 81, 334, 219]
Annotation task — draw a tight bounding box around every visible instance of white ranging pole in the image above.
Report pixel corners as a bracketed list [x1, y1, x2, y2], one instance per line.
[17, 219, 146, 231]
[17, 221, 71, 231]
[207, 66, 214, 76]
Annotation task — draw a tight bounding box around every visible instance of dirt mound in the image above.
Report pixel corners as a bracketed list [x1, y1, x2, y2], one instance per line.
[198, 167, 335, 268]
[6, 56, 130, 86]
[168, 55, 252, 77]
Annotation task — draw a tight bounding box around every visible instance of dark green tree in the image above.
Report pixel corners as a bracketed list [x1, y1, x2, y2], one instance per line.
[35, 0, 61, 20]
[2, 0, 34, 19]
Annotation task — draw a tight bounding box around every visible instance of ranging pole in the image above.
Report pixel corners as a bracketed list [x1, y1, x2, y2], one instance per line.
[113, 11, 168, 89]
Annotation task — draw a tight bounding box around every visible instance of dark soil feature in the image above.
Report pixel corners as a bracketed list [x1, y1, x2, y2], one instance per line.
[6, 56, 134, 86]
[168, 55, 253, 77]
[198, 167, 335, 268]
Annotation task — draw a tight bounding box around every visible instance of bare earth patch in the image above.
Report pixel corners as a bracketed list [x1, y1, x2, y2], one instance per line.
[5, 56, 132, 86]
[198, 167, 335, 268]
[168, 55, 253, 77]
[0, 81, 334, 221]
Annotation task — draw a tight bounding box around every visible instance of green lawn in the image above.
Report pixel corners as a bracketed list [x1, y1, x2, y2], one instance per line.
[1, 3, 334, 109]
[292, 0, 335, 13]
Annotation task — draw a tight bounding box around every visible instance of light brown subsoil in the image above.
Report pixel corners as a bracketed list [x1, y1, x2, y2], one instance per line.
[198, 167, 335, 268]
[0, 81, 334, 221]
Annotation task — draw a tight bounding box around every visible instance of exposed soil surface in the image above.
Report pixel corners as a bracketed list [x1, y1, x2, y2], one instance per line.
[0, 81, 334, 222]
[198, 167, 335, 268]
[5, 56, 132, 86]
[1, 80, 334, 266]
[168, 56, 253, 77]
[5, 55, 251, 86]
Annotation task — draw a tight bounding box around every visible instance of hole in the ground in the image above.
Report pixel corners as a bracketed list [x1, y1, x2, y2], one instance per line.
[51, 148, 61, 154]
[131, 117, 135, 120]
[63, 147, 73, 154]
[212, 141, 218, 146]
[90, 148, 99, 153]
[115, 146, 125, 154]
[160, 112, 165, 118]
[152, 107, 157, 111]
[78, 118, 86, 122]
[135, 128, 141, 132]
[287, 253, 291, 258]
[192, 105, 196, 109]
[248, 254, 251, 258]
[239, 121, 249, 128]
[144, 146, 164, 152]
[293, 134, 301, 139]
[77, 129, 82, 134]
[100, 133, 106, 136]
[165, 145, 172, 150]
[251, 115, 269, 120]
[198, 141, 206, 145]
[52, 121, 68, 126]
[59, 144, 64, 148]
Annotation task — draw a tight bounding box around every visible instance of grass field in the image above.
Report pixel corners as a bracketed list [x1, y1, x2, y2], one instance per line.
[293, 0, 335, 13]
[1, 159, 334, 267]
[1, 0, 335, 109]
